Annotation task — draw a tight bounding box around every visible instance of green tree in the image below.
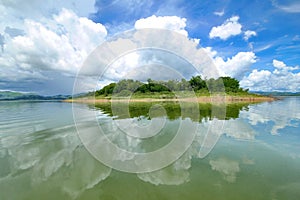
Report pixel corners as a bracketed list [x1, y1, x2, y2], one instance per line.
[189, 76, 207, 91]
[178, 78, 191, 91]
[95, 83, 116, 96]
[221, 77, 240, 93]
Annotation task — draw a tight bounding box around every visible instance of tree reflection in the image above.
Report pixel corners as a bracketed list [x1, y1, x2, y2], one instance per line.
[93, 102, 254, 122]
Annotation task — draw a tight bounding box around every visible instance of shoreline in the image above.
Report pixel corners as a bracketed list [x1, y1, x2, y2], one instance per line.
[64, 95, 276, 104]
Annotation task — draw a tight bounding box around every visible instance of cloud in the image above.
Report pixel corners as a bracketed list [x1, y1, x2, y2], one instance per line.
[102, 52, 140, 81]
[0, 8, 107, 89]
[196, 118, 256, 143]
[209, 16, 242, 40]
[194, 117, 257, 159]
[0, 33, 4, 51]
[273, 59, 299, 71]
[240, 59, 300, 92]
[213, 9, 225, 16]
[240, 69, 272, 91]
[293, 35, 300, 41]
[134, 15, 202, 46]
[223, 119, 256, 140]
[135, 15, 188, 37]
[273, 59, 286, 69]
[255, 44, 273, 52]
[204, 47, 257, 79]
[244, 30, 257, 40]
[209, 16, 257, 42]
[0, 0, 101, 94]
[203, 47, 218, 58]
[0, 0, 95, 19]
[240, 97, 300, 135]
[0, 0, 96, 37]
[137, 152, 191, 185]
[215, 52, 257, 78]
[209, 157, 240, 183]
[272, 0, 300, 13]
[4, 26, 24, 37]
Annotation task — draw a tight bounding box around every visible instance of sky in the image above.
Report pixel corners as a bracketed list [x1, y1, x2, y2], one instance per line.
[0, 0, 299, 95]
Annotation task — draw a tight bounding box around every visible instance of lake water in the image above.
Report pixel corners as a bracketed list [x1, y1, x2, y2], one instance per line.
[0, 97, 300, 200]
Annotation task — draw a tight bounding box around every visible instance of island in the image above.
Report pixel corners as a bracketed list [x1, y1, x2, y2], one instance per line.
[0, 91, 71, 101]
[67, 76, 276, 103]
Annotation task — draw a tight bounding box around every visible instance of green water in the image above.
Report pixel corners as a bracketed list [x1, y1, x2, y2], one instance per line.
[0, 98, 300, 199]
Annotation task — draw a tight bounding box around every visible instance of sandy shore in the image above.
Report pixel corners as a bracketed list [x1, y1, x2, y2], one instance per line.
[64, 95, 276, 104]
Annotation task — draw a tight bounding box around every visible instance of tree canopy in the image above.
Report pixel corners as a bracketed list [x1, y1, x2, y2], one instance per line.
[94, 76, 249, 96]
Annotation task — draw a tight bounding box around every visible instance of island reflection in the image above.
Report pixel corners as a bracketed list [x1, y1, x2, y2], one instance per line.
[93, 101, 253, 121]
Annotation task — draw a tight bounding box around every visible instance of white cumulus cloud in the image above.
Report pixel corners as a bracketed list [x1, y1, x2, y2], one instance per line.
[240, 60, 300, 92]
[0, 9, 107, 82]
[204, 47, 257, 79]
[273, 59, 286, 69]
[214, 52, 256, 78]
[135, 15, 188, 37]
[209, 16, 242, 40]
[273, 59, 299, 71]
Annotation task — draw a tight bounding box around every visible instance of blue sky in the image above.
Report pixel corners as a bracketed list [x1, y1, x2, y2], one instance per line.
[0, 0, 299, 95]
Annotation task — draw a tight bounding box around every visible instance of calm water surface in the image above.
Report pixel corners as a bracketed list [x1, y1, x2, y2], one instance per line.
[0, 97, 300, 200]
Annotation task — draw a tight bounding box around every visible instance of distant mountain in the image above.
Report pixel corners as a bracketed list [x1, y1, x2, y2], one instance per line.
[252, 91, 300, 96]
[0, 91, 71, 101]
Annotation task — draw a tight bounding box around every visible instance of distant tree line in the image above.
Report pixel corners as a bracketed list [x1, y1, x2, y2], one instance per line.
[95, 76, 249, 96]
